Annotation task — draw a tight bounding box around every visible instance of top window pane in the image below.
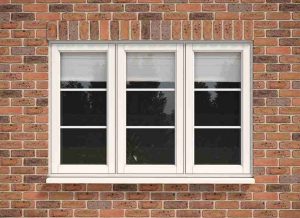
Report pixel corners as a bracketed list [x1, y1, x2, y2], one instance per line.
[61, 52, 107, 88]
[194, 52, 241, 89]
[127, 52, 175, 88]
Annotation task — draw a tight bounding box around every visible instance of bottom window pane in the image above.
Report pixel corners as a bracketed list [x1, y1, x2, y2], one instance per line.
[61, 129, 106, 164]
[194, 129, 241, 165]
[127, 129, 175, 165]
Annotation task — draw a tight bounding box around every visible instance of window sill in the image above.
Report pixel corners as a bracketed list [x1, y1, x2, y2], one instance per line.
[46, 177, 255, 184]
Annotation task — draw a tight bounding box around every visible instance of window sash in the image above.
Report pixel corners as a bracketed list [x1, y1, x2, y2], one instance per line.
[185, 42, 251, 175]
[51, 43, 116, 174]
[116, 44, 184, 174]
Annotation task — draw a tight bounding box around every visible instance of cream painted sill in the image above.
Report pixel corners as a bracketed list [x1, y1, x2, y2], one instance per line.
[47, 177, 255, 184]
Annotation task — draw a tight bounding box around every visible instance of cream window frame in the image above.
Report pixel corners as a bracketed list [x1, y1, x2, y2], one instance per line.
[48, 41, 253, 183]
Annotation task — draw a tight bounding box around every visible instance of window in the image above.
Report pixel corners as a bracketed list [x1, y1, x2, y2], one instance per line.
[49, 42, 253, 183]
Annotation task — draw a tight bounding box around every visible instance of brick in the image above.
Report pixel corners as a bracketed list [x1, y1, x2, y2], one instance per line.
[280, 4, 300, 11]
[0, 209, 22, 217]
[266, 184, 290, 192]
[139, 13, 162, 20]
[12, 13, 35, 21]
[75, 192, 98, 200]
[164, 12, 188, 20]
[228, 4, 252, 12]
[152, 4, 175, 12]
[100, 209, 124, 217]
[164, 201, 188, 209]
[177, 210, 201, 217]
[126, 4, 149, 12]
[280, 38, 300, 46]
[139, 201, 162, 209]
[190, 13, 213, 20]
[87, 201, 111, 209]
[0, 5, 22, 12]
[139, 184, 162, 191]
[203, 210, 226, 218]
[114, 184, 137, 191]
[101, 192, 124, 200]
[151, 210, 175, 217]
[110, 21, 119, 40]
[50, 4, 73, 12]
[24, 175, 47, 183]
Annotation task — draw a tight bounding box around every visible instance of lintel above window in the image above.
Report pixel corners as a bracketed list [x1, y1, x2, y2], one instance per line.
[48, 42, 253, 184]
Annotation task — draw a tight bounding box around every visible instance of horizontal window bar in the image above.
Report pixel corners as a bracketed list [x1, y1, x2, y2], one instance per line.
[61, 88, 107, 91]
[126, 88, 175, 91]
[194, 126, 241, 129]
[60, 126, 107, 129]
[126, 126, 175, 129]
[194, 88, 241, 91]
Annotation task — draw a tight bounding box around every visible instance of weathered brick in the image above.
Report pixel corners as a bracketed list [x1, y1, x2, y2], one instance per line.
[0, 5, 22, 12]
[50, 4, 73, 12]
[139, 13, 162, 20]
[11, 13, 35, 21]
[190, 13, 214, 20]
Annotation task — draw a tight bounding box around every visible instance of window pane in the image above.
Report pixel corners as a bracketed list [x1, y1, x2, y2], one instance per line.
[61, 129, 106, 164]
[127, 91, 175, 126]
[194, 129, 241, 164]
[127, 129, 175, 164]
[61, 52, 107, 88]
[61, 91, 106, 126]
[127, 52, 175, 88]
[195, 52, 241, 88]
[195, 91, 240, 126]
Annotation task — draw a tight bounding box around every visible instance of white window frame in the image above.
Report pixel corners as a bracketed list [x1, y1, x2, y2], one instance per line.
[48, 42, 253, 183]
[50, 43, 116, 174]
[117, 44, 184, 174]
[186, 42, 252, 177]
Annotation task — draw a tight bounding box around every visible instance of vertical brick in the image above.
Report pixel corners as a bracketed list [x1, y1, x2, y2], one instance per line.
[69, 21, 79, 40]
[151, 21, 160, 40]
[59, 21, 68, 40]
[79, 21, 89, 40]
[161, 20, 171, 40]
[141, 20, 150, 40]
[110, 21, 119, 40]
[90, 21, 99, 40]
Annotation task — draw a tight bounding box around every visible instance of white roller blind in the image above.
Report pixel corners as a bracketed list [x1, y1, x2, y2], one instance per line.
[127, 52, 175, 82]
[61, 52, 107, 81]
[195, 52, 241, 82]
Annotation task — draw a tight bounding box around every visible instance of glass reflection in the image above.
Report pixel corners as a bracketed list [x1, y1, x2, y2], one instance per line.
[61, 129, 106, 164]
[61, 81, 106, 89]
[195, 129, 240, 164]
[127, 82, 174, 89]
[127, 91, 175, 126]
[61, 91, 106, 126]
[127, 129, 175, 164]
[194, 82, 240, 89]
[195, 91, 240, 126]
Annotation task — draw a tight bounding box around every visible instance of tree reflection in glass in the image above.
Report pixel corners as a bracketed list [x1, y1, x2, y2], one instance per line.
[127, 91, 175, 126]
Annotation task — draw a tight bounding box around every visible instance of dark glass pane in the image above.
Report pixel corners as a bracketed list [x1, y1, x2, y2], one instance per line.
[195, 129, 241, 164]
[61, 91, 106, 126]
[127, 129, 175, 164]
[127, 91, 175, 126]
[195, 91, 240, 126]
[195, 82, 240, 89]
[61, 129, 106, 164]
[61, 81, 106, 88]
[127, 82, 174, 88]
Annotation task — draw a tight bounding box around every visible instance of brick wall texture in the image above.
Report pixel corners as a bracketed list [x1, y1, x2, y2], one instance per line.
[0, 0, 300, 217]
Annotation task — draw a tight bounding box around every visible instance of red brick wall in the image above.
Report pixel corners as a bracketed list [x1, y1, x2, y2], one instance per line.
[0, 0, 300, 217]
